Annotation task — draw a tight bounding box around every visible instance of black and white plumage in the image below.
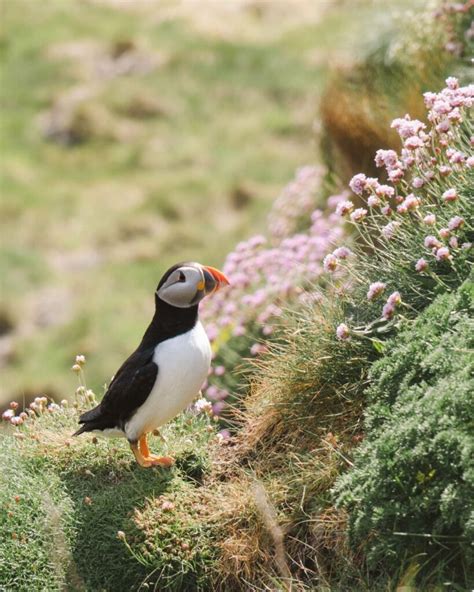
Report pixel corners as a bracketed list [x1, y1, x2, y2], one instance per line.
[74, 261, 229, 467]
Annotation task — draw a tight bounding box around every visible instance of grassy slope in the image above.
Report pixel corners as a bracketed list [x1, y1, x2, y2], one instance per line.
[0, 405, 216, 592]
[0, 0, 406, 405]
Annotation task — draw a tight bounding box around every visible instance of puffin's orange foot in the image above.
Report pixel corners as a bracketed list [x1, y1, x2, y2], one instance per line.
[129, 446, 153, 468]
[130, 435, 174, 468]
[147, 455, 175, 468]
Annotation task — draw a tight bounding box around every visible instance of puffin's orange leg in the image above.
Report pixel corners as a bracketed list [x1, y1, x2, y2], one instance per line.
[139, 433, 151, 457]
[130, 441, 153, 468]
[138, 434, 174, 468]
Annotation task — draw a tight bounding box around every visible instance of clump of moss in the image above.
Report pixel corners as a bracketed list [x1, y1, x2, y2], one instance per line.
[0, 406, 218, 592]
[335, 280, 474, 588]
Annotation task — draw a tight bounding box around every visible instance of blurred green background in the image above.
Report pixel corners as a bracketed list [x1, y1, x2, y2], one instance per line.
[0, 0, 421, 406]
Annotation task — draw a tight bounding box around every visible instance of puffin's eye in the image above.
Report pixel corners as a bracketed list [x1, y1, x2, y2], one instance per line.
[178, 271, 186, 282]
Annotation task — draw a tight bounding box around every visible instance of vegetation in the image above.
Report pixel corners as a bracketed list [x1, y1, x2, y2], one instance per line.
[1, 1, 473, 591]
[335, 281, 474, 587]
[0, 400, 217, 591]
[320, 0, 474, 182]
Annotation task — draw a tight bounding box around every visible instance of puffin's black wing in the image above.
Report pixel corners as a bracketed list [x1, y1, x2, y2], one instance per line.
[74, 348, 158, 435]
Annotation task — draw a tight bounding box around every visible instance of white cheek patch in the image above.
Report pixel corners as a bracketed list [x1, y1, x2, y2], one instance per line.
[158, 283, 195, 308]
[157, 266, 204, 308]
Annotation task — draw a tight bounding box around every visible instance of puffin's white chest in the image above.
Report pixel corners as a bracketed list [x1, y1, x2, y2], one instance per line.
[124, 321, 211, 441]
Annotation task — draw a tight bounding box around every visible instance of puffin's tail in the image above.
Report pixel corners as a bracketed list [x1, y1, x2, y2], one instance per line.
[72, 404, 103, 437]
[72, 424, 89, 437]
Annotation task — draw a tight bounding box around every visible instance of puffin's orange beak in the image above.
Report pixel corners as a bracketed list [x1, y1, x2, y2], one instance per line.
[203, 265, 230, 294]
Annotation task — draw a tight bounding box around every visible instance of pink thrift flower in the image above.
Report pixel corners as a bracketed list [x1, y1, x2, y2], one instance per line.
[382, 221, 400, 239]
[388, 168, 404, 183]
[233, 325, 246, 337]
[448, 108, 462, 122]
[323, 253, 338, 272]
[375, 184, 395, 198]
[212, 401, 226, 416]
[412, 177, 424, 189]
[387, 291, 401, 306]
[336, 200, 354, 216]
[375, 149, 398, 169]
[397, 203, 408, 214]
[2, 409, 14, 421]
[365, 177, 380, 190]
[332, 246, 352, 260]
[425, 170, 435, 181]
[391, 116, 426, 139]
[402, 152, 416, 168]
[448, 151, 465, 164]
[415, 258, 428, 272]
[448, 216, 464, 231]
[350, 208, 367, 222]
[382, 302, 395, 320]
[424, 235, 442, 249]
[433, 100, 451, 115]
[9, 401, 19, 410]
[466, 156, 474, 168]
[423, 92, 436, 108]
[446, 77, 459, 90]
[462, 242, 472, 250]
[439, 165, 452, 176]
[435, 246, 451, 261]
[436, 119, 450, 133]
[217, 429, 231, 442]
[449, 236, 459, 249]
[336, 323, 350, 340]
[381, 205, 393, 216]
[404, 135, 424, 150]
[206, 386, 220, 400]
[367, 195, 380, 208]
[250, 343, 268, 356]
[349, 173, 367, 195]
[367, 281, 386, 301]
[423, 214, 436, 226]
[442, 188, 458, 202]
[404, 194, 420, 210]
[214, 365, 225, 376]
[10, 416, 23, 426]
[439, 228, 450, 239]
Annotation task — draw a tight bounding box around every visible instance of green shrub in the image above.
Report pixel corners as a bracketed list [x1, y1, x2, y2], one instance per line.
[335, 280, 474, 588]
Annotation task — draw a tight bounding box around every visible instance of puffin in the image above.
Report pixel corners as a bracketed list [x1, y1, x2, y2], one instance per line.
[74, 261, 229, 468]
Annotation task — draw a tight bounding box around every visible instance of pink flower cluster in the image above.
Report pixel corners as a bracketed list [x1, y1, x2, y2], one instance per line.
[268, 165, 323, 240]
[200, 173, 348, 406]
[332, 77, 473, 338]
[1, 396, 66, 426]
[202, 201, 345, 343]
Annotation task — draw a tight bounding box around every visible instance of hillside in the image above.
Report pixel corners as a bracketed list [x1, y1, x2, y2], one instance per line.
[1, 1, 473, 591]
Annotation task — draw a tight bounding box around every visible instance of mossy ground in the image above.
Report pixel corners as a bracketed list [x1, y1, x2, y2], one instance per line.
[0, 407, 218, 592]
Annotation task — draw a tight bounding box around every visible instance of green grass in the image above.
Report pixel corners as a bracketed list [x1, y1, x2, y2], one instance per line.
[0, 0, 426, 406]
[0, 404, 217, 591]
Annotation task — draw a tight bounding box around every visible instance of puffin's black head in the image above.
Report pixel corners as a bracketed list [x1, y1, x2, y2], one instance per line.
[156, 262, 230, 309]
